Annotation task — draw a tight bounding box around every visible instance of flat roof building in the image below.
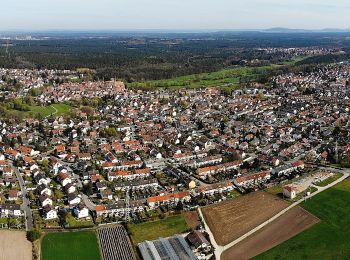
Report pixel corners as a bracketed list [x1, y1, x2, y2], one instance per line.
[138, 235, 197, 260]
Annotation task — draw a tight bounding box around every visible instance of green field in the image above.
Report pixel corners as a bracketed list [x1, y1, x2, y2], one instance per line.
[255, 178, 350, 259]
[23, 103, 72, 117]
[41, 231, 101, 260]
[128, 214, 189, 243]
[129, 56, 307, 90]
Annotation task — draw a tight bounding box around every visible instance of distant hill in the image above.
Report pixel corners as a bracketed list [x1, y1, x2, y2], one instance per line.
[264, 27, 350, 33]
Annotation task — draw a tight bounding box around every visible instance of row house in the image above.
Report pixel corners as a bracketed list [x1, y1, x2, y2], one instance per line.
[108, 168, 151, 181]
[173, 153, 197, 162]
[147, 191, 191, 209]
[187, 155, 223, 168]
[197, 181, 234, 195]
[113, 178, 159, 191]
[116, 160, 143, 171]
[96, 201, 125, 217]
[196, 160, 243, 177]
[272, 160, 305, 176]
[0, 204, 22, 218]
[233, 170, 271, 187]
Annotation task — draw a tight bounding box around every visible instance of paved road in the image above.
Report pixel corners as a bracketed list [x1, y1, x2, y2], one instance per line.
[81, 193, 97, 211]
[10, 161, 33, 231]
[199, 166, 350, 259]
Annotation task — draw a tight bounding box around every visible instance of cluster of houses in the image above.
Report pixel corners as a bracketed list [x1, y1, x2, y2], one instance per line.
[0, 62, 350, 227]
[0, 159, 23, 220]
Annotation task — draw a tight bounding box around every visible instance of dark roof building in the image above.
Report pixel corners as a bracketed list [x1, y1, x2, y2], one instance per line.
[138, 235, 197, 260]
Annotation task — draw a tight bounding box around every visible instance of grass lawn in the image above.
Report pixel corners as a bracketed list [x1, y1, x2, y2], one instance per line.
[315, 173, 343, 187]
[128, 214, 189, 244]
[19, 103, 72, 118]
[255, 178, 350, 259]
[265, 185, 283, 196]
[228, 189, 242, 198]
[66, 213, 94, 228]
[41, 231, 101, 260]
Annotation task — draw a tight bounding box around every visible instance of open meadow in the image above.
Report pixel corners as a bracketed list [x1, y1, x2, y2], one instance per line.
[128, 56, 307, 90]
[255, 178, 350, 259]
[202, 191, 289, 246]
[41, 230, 101, 260]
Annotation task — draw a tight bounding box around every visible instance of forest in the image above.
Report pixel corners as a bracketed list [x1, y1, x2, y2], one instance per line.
[1, 31, 350, 82]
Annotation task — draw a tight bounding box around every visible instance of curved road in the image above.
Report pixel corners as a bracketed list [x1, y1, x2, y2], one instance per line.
[199, 166, 350, 259]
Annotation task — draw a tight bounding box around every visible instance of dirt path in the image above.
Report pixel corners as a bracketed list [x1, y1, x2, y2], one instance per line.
[45, 105, 58, 118]
[0, 230, 32, 260]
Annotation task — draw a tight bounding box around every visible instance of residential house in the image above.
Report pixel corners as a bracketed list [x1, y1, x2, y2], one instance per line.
[43, 205, 58, 220]
[73, 204, 89, 219]
[0, 204, 22, 217]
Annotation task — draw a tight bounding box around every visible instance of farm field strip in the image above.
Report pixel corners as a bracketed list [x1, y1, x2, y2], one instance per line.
[0, 230, 32, 260]
[202, 191, 290, 246]
[98, 226, 135, 260]
[221, 206, 319, 260]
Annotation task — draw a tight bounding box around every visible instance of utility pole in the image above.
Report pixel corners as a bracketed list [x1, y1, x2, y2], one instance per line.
[125, 189, 130, 223]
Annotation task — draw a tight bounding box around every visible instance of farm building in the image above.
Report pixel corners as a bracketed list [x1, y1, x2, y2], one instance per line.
[283, 171, 335, 199]
[138, 235, 197, 260]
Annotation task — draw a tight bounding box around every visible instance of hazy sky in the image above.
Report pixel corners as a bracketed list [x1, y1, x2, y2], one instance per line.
[1, 0, 350, 30]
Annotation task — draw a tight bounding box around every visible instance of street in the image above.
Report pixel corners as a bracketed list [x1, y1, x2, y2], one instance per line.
[10, 161, 33, 231]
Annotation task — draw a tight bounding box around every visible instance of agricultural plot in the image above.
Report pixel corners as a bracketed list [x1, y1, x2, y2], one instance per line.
[255, 178, 350, 259]
[202, 191, 289, 245]
[0, 230, 32, 260]
[98, 226, 135, 260]
[41, 230, 101, 260]
[128, 214, 189, 244]
[222, 206, 319, 260]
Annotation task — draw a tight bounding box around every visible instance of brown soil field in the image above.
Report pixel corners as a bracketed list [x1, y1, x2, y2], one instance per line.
[0, 230, 32, 260]
[221, 206, 319, 260]
[184, 211, 201, 230]
[202, 191, 289, 245]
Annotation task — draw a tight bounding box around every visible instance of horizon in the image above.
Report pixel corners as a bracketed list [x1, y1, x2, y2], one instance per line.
[1, 27, 350, 34]
[2, 0, 350, 31]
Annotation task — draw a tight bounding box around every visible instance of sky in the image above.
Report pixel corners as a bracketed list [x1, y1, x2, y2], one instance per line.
[1, 0, 350, 31]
